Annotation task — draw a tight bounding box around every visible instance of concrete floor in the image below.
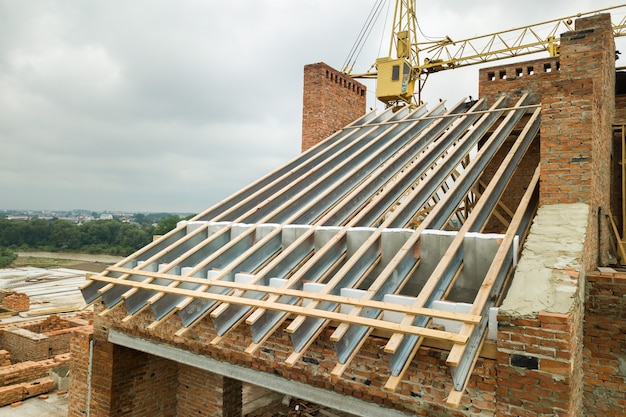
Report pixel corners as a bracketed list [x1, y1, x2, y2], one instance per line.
[0, 390, 67, 417]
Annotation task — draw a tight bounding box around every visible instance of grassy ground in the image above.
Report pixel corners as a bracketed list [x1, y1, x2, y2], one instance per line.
[11, 255, 112, 272]
[11, 256, 79, 269]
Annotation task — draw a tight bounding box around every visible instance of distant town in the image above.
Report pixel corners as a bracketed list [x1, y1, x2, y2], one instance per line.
[1, 209, 194, 224]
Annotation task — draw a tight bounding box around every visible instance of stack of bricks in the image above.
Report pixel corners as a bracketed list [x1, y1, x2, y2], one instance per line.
[2, 293, 29, 313]
[0, 350, 11, 367]
[39, 314, 75, 332]
[0, 378, 55, 407]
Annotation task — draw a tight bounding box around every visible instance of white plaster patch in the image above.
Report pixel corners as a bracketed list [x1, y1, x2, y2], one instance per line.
[499, 203, 588, 317]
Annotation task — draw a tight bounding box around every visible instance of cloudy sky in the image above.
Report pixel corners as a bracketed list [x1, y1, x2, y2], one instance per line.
[2, 1, 625, 214]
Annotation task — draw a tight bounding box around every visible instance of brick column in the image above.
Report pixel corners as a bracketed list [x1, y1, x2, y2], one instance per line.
[496, 308, 584, 416]
[540, 13, 615, 269]
[74, 324, 178, 417]
[301, 62, 366, 151]
[177, 364, 242, 417]
[68, 327, 93, 417]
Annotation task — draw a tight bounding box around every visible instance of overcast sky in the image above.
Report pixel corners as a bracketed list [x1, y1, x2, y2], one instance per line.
[2, 1, 625, 214]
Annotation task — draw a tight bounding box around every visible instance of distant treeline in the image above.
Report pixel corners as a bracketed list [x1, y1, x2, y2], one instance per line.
[0, 214, 190, 260]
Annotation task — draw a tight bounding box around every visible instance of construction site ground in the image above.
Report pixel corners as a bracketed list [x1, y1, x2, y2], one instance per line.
[0, 252, 357, 416]
[0, 390, 68, 417]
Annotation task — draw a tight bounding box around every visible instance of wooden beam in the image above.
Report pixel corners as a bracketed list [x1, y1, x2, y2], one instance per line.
[99, 268, 481, 324]
[88, 274, 469, 344]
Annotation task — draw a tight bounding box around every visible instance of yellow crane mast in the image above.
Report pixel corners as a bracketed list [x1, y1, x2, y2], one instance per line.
[346, 2, 626, 108]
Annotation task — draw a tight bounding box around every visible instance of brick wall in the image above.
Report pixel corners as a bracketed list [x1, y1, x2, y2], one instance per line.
[0, 378, 55, 407]
[1, 315, 87, 363]
[478, 57, 560, 105]
[178, 364, 242, 417]
[0, 355, 70, 387]
[496, 307, 585, 416]
[301, 62, 366, 151]
[82, 303, 500, 417]
[583, 271, 626, 416]
[2, 329, 50, 362]
[479, 14, 615, 269]
[616, 94, 626, 123]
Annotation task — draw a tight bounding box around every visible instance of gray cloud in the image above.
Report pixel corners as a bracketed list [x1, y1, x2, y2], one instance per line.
[1, 0, 624, 213]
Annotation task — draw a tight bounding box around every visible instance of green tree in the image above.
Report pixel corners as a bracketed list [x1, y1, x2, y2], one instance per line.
[49, 219, 81, 250]
[153, 215, 183, 236]
[0, 247, 17, 268]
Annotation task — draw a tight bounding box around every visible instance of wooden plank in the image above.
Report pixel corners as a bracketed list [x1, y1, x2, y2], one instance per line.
[608, 209, 626, 264]
[445, 389, 465, 408]
[99, 267, 482, 324]
[383, 98, 535, 355]
[89, 274, 469, 344]
[446, 165, 539, 367]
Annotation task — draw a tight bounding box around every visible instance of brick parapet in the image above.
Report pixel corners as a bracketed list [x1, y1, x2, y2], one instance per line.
[478, 56, 560, 105]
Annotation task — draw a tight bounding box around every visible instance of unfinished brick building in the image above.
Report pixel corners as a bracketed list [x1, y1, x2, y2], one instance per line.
[70, 13, 625, 417]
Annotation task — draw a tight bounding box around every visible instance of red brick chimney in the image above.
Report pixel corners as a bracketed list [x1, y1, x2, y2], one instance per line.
[301, 62, 366, 152]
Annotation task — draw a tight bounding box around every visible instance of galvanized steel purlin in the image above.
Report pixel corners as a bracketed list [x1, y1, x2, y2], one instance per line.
[171, 101, 448, 328]
[81, 96, 540, 395]
[384, 100, 540, 391]
[91, 105, 414, 316]
[81, 107, 388, 306]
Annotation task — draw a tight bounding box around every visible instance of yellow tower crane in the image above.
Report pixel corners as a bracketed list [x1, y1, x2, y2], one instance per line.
[345, 2, 626, 108]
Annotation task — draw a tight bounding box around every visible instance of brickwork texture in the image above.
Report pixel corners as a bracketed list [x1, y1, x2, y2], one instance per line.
[301, 62, 366, 151]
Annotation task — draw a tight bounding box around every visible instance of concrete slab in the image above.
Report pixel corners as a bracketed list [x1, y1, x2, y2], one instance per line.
[0, 390, 67, 417]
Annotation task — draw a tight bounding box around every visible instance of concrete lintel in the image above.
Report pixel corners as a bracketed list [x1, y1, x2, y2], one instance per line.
[108, 330, 414, 417]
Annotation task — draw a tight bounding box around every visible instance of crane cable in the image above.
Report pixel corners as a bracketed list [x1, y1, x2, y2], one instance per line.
[342, 0, 387, 74]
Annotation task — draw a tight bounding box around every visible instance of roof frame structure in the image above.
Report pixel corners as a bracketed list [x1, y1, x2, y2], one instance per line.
[82, 95, 541, 406]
